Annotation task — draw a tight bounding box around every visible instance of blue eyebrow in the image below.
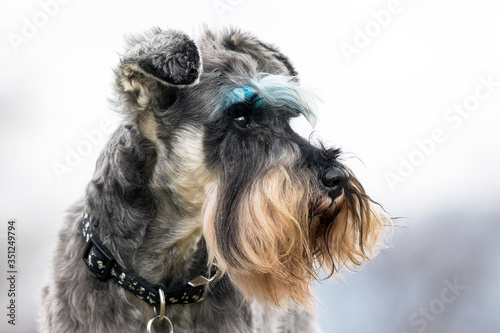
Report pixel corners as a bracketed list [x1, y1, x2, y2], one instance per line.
[224, 74, 317, 126]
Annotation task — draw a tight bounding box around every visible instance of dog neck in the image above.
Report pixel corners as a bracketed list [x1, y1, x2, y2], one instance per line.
[82, 211, 216, 307]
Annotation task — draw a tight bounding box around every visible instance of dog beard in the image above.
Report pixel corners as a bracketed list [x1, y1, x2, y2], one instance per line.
[203, 165, 389, 309]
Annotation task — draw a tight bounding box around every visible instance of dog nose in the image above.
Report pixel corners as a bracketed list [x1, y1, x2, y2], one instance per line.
[320, 167, 349, 199]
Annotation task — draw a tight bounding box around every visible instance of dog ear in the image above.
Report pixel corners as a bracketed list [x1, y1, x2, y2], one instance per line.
[116, 28, 202, 105]
[222, 28, 298, 77]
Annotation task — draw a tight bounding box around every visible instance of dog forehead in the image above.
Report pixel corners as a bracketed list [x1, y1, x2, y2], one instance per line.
[200, 48, 257, 83]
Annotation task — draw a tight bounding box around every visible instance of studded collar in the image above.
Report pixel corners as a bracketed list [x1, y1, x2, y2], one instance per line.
[81, 212, 218, 307]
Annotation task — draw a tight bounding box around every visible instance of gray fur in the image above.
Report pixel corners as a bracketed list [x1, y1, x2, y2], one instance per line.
[39, 27, 343, 332]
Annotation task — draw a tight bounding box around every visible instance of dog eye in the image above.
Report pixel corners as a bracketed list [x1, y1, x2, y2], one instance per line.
[233, 115, 250, 128]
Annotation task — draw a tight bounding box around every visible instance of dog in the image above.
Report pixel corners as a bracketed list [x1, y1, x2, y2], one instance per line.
[40, 27, 391, 333]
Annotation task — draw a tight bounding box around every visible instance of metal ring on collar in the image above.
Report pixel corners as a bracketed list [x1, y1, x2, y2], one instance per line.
[153, 288, 166, 318]
[148, 288, 173, 333]
[146, 315, 173, 333]
[158, 288, 165, 318]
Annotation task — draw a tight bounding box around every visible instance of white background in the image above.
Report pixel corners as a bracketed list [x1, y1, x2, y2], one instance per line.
[1, 0, 499, 332]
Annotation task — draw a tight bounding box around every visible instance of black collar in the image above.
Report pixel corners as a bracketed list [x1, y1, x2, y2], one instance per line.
[81, 212, 218, 307]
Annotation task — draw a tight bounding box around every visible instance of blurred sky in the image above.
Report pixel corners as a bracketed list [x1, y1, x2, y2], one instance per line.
[1, 0, 499, 332]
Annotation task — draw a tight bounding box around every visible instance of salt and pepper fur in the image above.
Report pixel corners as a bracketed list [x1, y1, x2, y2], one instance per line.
[39, 27, 391, 332]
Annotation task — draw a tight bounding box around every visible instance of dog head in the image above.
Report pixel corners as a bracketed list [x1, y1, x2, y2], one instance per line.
[114, 27, 391, 309]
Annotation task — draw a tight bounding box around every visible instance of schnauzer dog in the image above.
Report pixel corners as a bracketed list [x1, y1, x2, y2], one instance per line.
[40, 27, 390, 333]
